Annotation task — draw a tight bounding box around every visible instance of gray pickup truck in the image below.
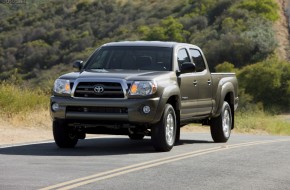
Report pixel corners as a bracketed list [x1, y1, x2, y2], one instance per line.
[50, 41, 238, 152]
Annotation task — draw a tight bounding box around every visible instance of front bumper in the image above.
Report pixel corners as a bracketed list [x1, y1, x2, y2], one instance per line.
[50, 96, 162, 124]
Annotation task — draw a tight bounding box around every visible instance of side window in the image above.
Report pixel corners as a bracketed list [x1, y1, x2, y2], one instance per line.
[177, 48, 190, 67]
[189, 49, 206, 72]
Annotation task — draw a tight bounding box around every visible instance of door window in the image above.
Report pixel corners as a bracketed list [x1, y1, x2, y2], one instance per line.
[177, 48, 190, 67]
[189, 49, 206, 72]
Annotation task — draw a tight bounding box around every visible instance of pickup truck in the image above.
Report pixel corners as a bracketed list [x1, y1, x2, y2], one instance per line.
[50, 41, 238, 152]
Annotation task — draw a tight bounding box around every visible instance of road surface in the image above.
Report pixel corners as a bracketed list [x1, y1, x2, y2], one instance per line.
[1, 133, 290, 190]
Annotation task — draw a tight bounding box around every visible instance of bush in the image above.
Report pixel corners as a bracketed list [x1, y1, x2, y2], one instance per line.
[240, 18, 277, 62]
[215, 62, 236, 72]
[139, 16, 189, 42]
[237, 57, 290, 112]
[236, 0, 279, 21]
[215, 58, 290, 113]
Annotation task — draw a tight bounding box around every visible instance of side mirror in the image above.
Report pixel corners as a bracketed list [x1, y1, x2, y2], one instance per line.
[73, 60, 83, 71]
[180, 62, 196, 74]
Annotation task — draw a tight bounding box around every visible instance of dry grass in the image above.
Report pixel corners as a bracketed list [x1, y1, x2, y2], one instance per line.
[235, 111, 290, 135]
[0, 108, 51, 129]
[181, 112, 290, 136]
[0, 83, 49, 116]
[0, 83, 51, 129]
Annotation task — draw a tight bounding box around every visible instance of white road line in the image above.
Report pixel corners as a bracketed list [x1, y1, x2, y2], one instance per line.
[0, 141, 55, 149]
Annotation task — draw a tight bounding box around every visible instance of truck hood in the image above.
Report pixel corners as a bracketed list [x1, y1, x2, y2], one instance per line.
[59, 69, 172, 81]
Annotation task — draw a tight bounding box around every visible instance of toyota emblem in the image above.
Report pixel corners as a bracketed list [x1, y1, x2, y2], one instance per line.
[94, 85, 104, 94]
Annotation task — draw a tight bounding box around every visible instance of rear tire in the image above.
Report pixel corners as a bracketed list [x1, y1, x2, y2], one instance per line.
[151, 104, 176, 152]
[210, 101, 232, 143]
[53, 119, 78, 148]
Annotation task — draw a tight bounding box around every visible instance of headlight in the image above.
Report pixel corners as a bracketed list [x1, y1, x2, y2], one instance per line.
[53, 79, 71, 94]
[129, 81, 157, 96]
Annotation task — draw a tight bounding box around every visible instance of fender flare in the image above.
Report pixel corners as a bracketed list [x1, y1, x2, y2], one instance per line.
[213, 81, 235, 118]
[152, 84, 181, 123]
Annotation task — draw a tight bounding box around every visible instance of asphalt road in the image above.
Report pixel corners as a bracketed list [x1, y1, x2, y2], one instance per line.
[1, 133, 290, 190]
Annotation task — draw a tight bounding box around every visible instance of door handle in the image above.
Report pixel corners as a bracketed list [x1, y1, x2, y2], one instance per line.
[207, 80, 211, 85]
[193, 80, 198, 86]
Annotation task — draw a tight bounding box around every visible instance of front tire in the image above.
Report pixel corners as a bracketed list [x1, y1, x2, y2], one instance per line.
[210, 101, 232, 143]
[53, 119, 78, 148]
[151, 104, 176, 152]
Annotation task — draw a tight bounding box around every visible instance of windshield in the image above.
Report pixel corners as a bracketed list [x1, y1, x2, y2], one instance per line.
[84, 46, 173, 71]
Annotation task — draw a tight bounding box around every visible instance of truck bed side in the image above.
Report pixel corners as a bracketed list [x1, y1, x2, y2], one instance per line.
[210, 73, 238, 118]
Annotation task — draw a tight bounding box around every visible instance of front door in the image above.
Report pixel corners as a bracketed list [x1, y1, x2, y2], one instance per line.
[178, 48, 199, 119]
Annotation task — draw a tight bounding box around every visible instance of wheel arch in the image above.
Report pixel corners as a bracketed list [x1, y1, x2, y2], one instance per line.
[166, 95, 180, 125]
[166, 95, 180, 113]
[214, 82, 236, 129]
[153, 84, 180, 124]
[224, 92, 235, 129]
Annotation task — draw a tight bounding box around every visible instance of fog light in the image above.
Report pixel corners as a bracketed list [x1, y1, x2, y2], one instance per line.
[52, 103, 59, 112]
[143, 106, 151, 114]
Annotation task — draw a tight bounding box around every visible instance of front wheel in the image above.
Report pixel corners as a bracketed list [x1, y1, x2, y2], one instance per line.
[151, 104, 176, 152]
[53, 120, 78, 148]
[210, 101, 232, 143]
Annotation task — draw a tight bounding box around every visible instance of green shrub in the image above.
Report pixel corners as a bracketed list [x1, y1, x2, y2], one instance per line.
[237, 57, 290, 112]
[139, 16, 189, 42]
[216, 58, 290, 113]
[215, 62, 236, 72]
[236, 0, 279, 21]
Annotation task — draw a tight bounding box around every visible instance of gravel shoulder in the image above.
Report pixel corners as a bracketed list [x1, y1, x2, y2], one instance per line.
[0, 126, 52, 145]
[0, 122, 210, 146]
[3, 113, 286, 146]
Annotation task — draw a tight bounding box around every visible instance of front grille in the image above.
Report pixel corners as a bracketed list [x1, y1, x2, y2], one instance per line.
[74, 82, 124, 98]
[67, 106, 128, 114]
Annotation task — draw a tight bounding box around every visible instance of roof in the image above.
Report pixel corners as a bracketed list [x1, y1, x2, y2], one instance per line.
[103, 41, 183, 48]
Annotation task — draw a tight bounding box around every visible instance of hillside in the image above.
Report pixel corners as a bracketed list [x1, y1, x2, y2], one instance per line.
[0, 0, 281, 81]
[0, 0, 289, 112]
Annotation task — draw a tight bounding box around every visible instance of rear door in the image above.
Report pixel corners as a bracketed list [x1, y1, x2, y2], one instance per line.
[189, 48, 213, 115]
